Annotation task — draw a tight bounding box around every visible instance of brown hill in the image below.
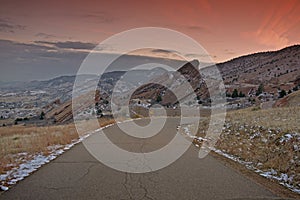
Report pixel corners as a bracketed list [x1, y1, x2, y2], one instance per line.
[273, 90, 300, 107]
[218, 45, 300, 93]
[45, 90, 103, 123]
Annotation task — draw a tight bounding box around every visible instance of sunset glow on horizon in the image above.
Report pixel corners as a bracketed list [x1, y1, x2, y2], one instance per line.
[0, 0, 300, 80]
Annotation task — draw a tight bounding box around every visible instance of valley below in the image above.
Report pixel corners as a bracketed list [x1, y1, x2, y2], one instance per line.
[0, 45, 300, 198]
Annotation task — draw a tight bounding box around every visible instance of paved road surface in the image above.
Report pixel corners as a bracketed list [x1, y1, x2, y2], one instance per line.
[0, 118, 280, 200]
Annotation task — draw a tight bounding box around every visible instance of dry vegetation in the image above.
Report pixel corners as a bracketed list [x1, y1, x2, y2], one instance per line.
[226, 106, 300, 131]
[0, 118, 115, 175]
[1, 104, 300, 192]
[215, 106, 300, 192]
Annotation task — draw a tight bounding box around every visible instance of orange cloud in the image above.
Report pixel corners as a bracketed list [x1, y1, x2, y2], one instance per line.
[243, 0, 300, 48]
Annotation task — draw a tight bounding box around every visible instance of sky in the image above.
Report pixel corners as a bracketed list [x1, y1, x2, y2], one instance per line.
[0, 0, 300, 81]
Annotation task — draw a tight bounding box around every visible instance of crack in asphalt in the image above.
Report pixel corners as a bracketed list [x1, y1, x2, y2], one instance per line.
[122, 173, 134, 200]
[122, 173, 156, 200]
[120, 140, 158, 200]
[41, 163, 97, 191]
[42, 186, 73, 191]
[77, 164, 97, 182]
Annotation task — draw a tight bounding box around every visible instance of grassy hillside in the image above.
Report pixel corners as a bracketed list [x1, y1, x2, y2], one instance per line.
[214, 106, 300, 193]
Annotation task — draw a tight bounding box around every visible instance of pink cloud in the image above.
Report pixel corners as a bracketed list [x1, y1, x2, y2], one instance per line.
[242, 0, 300, 48]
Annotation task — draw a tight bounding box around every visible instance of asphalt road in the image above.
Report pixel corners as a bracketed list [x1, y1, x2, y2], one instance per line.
[0, 118, 281, 200]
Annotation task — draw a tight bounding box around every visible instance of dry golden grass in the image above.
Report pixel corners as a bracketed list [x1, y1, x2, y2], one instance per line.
[0, 118, 115, 174]
[0, 124, 77, 155]
[214, 106, 300, 191]
[226, 106, 300, 133]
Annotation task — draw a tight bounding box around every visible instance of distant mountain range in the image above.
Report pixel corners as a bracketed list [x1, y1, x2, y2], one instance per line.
[1, 45, 299, 123]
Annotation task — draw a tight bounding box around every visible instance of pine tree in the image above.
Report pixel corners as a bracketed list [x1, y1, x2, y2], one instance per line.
[256, 84, 264, 96]
[279, 89, 287, 98]
[156, 95, 162, 102]
[239, 91, 245, 97]
[231, 89, 239, 98]
[40, 111, 45, 120]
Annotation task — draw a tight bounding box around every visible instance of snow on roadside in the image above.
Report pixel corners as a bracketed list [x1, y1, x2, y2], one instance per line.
[212, 147, 300, 194]
[0, 126, 107, 191]
[181, 124, 300, 195]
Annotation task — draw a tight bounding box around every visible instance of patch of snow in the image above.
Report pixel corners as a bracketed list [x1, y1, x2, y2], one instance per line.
[212, 147, 300, 194]
[1, 92, 17, 97]
[261, 137, 268, 143]
[279, 133, 300, 143]
[0, 123, 114, 191]
[260, 170, 299, 193]
[280, 133, 293, 143]
[30, 90, 46, 95]
[0, 185, 8, 191]
[250, 131, 260, 139]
